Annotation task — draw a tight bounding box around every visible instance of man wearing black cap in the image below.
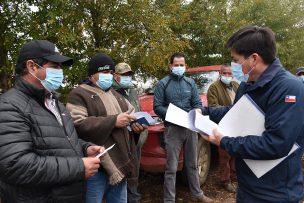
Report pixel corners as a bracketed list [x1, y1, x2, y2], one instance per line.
[67, 53, 139, 203]
[0, 40, 104, 203]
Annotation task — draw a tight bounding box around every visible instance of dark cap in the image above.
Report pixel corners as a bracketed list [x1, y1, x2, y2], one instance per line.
[88, 53, 115, 76]
[296, 67, 304, 76]
[17, 40, 73, 66]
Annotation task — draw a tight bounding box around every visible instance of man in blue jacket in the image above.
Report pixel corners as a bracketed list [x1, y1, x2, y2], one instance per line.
[202, 26, 304, 202]
[154, 53, 213, 203]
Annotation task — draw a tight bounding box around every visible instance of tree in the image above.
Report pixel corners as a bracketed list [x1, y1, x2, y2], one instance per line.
[0, 1, 34, 92]
[183, 0, 304, 72]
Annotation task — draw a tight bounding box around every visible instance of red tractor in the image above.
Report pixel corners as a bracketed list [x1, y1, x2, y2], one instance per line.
[139, 65, 221, 185]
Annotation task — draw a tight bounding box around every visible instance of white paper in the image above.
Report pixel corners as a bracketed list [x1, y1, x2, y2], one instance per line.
[165, 103, 194, 130]
[131, 112, 156, 125]
[166, 104, 219, 135]
[243, 144, 299, 178]
[219, 95, 298, 178]
[219, 94, 265, 137]
[189, 110, 219, 135]
[166, 104, 218, 135]
[95, 144, 115, 158]
[165, 95, 299, 178]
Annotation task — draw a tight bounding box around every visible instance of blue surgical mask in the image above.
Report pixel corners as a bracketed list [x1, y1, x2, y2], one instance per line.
[31, 67, 64, 92]
[300, 76, 304, 82]
[172, 66, 185, 76]
[231, 62, 247, 82]
[119, 76, 132, 88]
[96, 73, 113, 90]
[220, 76, 233, 85]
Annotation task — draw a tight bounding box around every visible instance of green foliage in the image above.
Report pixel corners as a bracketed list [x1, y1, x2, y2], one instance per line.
[0, 0, 303, 93]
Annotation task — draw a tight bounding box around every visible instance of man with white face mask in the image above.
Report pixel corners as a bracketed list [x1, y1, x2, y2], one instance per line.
[67, 53, 140, 203]
[207, 65, 239, 193]
[0, 40, 105, 203]
[154, 52, 213, 203]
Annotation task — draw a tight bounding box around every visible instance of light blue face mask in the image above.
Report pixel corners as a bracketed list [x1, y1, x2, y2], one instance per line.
[231, 62, 247, 82]
[172, 66, 185, 76]
[300, 76, 304, 82]
[31, 67, 64, 92]
[96, 73, 113, 90]
[220, 76, 233, 85]
[119, 76, 132, 88]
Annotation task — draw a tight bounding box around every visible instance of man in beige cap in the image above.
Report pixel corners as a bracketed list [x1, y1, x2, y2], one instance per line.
[114, 62, 148, 203]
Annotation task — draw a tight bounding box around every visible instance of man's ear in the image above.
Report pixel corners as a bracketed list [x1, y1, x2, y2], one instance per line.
[26, 60, 38, 73]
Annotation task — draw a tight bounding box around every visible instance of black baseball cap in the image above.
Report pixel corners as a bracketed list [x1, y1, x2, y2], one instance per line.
[88, 53, 115, 76]
[17, 40, 73, 66]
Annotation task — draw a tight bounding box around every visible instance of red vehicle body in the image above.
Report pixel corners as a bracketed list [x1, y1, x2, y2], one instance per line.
[139, 65, 221, 184]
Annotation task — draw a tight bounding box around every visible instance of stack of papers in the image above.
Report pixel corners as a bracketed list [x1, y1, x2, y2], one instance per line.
[165, 95, 298, 178]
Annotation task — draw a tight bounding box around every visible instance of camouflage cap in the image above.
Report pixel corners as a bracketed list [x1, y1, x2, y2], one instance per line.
[115, 62, 134, 75]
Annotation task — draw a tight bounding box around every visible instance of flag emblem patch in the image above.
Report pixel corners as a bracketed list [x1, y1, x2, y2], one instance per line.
[285, 95, 296, 103]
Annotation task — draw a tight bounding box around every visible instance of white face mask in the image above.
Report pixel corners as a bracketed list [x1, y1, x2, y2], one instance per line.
[172, 66, 185, 76]
[119, 76, 132, 88]
[220, 76, 233, 85]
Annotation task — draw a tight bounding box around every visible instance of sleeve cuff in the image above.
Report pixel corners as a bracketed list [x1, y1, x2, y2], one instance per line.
[220, 136, 229, 150]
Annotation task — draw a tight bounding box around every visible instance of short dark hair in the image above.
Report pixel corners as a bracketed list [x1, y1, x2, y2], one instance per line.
[170, 52, 186, 64]
[15, 58, 49, 76]
[226, 26, 277, 64]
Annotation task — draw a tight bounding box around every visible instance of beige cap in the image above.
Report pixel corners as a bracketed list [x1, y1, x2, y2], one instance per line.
[115, 62, 134, 74]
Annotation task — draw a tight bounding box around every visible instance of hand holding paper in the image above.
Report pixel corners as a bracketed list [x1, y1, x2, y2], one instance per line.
[131, 112, 156, 126]
[95, 144, 115, 158]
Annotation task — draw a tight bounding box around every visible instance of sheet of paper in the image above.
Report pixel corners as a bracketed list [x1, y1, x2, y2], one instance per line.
[95, 144, 115, 158]
[165, 103, 196, 131]
[218, 94, 298, 178]
[166, 104, 219, 135]
[243, 144, 299, 178]
[188, 109, 219, 135]
[219, 94, 265, 137]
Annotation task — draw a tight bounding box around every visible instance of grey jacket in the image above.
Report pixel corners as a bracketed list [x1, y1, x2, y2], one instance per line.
[153, 73, 202, 123]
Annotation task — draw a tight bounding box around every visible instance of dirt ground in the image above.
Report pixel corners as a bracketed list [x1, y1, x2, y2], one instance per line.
[138, 162, 236, 203]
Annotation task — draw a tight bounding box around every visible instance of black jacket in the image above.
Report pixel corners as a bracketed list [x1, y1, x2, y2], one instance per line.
[0, 79, 89, 203]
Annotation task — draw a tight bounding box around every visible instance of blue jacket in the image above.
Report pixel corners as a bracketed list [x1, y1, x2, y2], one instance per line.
[204, 59, 304, 202]
[154, 73, 202, 122]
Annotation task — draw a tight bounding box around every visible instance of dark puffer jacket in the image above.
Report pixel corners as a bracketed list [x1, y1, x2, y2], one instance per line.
[0, 79, 89, 203]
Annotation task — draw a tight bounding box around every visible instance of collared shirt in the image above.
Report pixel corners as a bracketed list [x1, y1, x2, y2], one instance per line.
[45, 93, 63, 126]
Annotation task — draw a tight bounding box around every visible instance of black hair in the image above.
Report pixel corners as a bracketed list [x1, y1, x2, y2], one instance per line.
[226, 26, 277, 64]
[169, 52, 186, 64]
[15, 58, 49, 76]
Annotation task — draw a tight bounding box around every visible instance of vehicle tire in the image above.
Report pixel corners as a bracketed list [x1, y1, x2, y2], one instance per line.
[180, 135, 211, 186]
[197, 136, 211, 185]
